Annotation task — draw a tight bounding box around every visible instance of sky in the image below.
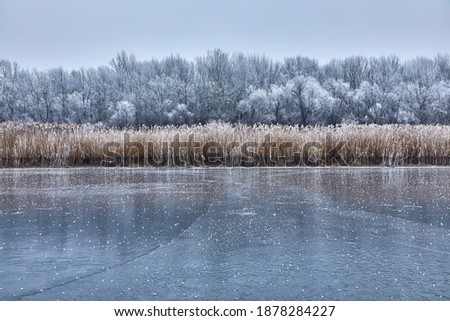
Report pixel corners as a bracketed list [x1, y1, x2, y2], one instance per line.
[1, 0, 450, 70]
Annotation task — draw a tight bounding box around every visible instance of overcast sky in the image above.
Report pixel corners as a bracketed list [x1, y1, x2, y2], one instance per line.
[1, 0, 450, 70]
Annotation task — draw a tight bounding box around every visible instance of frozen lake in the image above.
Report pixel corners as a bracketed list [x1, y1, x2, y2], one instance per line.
[0, 168, 449, 300]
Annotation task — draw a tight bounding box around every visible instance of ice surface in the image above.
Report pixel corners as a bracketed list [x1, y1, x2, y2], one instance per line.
[0, 168, 449, 300]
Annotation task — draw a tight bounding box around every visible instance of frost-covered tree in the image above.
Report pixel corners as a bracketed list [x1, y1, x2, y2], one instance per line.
[161, 55, 195, 107]
[285, 76, 333, 125]
[367, 55, 401, 92]
[195, 49, 239, 122]
[283, 56, 320, 80]
[109, 101, 136, 127]
[322, 58, 344, 82]
[397, 81, 450, 124]
[31, 71, 55, 122]
[238, 88, 274, 124]
[269, 84, 291, 124]
[0, 60, 18, 121]
[342, 56, 369, 90]
[323, 79, 351, 124]
[0, 51, 449, 126]
[89, 66, 116, 123]
[247, 54, 282, 89]
[435, 54, 450, 81]
[164, 103, 193, 125]
[351, 81, 385, 124]
[49, 67, 71, 122]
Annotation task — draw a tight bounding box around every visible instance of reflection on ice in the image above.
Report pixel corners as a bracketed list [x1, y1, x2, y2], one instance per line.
[0, 168, 449, 300]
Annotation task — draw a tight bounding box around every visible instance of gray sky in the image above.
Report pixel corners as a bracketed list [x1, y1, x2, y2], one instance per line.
[1, 0, 450, 70]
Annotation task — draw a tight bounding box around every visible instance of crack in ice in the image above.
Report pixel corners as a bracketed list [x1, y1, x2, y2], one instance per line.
[16, 205, 212, 300]
[367, 233, 450, 256]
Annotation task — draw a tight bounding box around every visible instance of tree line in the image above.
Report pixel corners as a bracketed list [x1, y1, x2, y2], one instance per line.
[1, 50, 449, 127]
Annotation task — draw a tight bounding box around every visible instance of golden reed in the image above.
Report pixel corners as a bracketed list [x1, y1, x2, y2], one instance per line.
[0, 122, 449, 167]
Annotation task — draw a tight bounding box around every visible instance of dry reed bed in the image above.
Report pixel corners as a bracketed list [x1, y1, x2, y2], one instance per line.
[0, 122, 450, 167]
